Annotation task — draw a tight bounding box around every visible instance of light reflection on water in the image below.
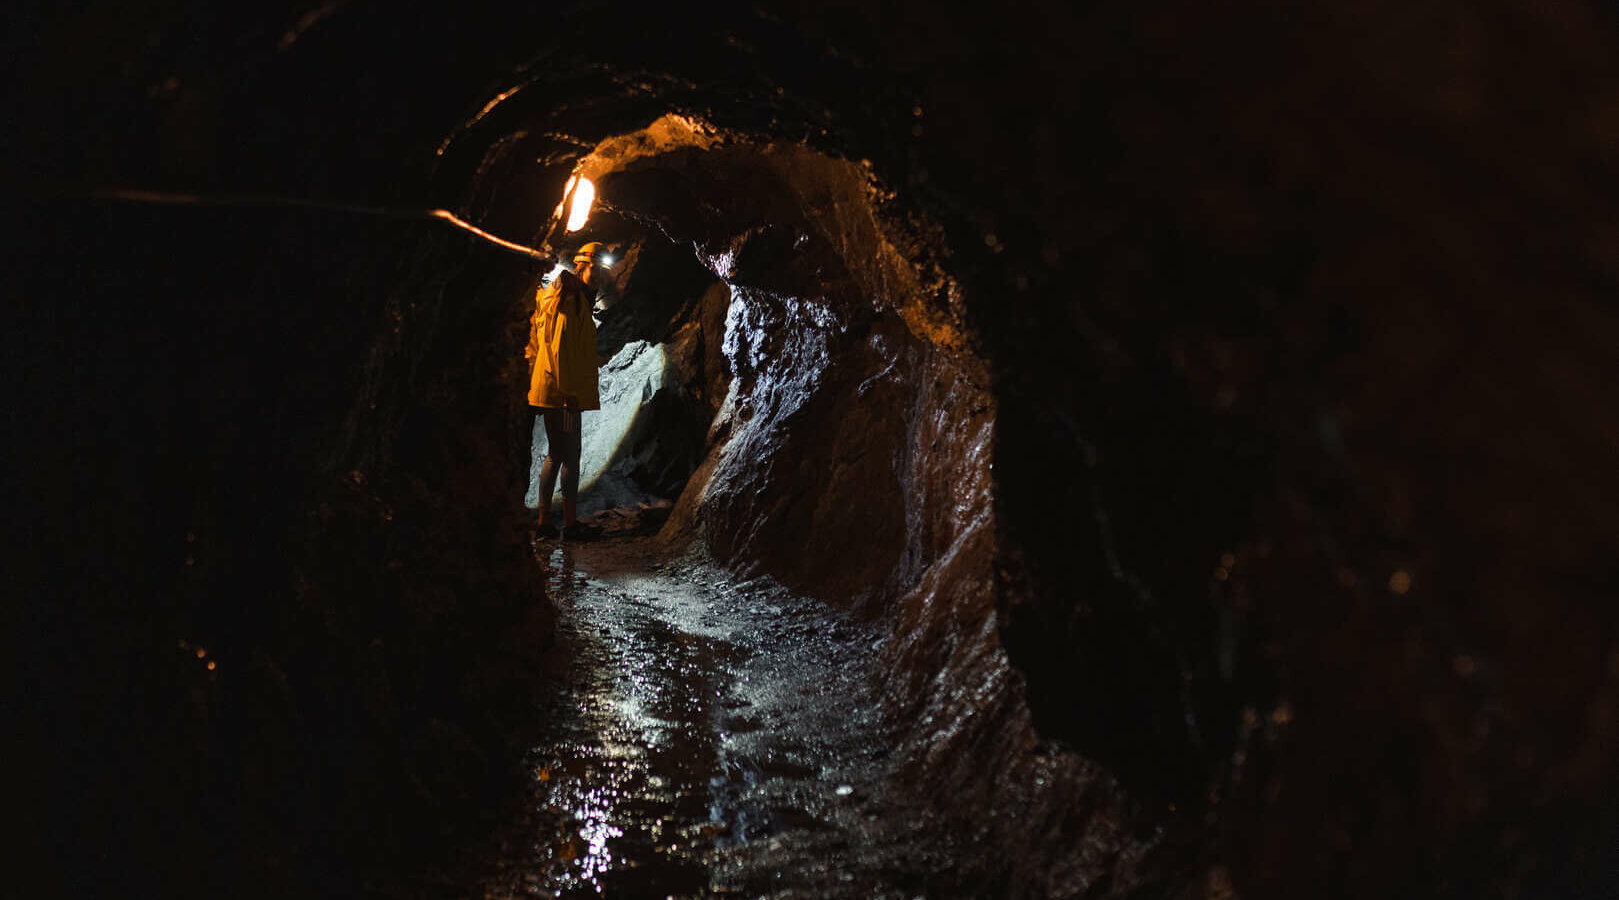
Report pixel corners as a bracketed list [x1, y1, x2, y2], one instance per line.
[465, 538, 921, 900]
[570, 782, 625, 887]
[486, 542, 722, 898]
[526, 700, 676, 894]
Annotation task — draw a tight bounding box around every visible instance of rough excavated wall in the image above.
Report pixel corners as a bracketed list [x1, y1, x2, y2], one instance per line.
[9, 200, 551, 897]
[774, 4, 1619, 896]
[593, 144, 987, 610]
[590, 143, 1155, 896]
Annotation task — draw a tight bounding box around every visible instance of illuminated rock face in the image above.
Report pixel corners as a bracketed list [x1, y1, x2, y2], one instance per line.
[567, 143, 996, 617]
[550, 141, 1153, 894]
[525, 237, 730, 514]
[12, 1, 1619, 899]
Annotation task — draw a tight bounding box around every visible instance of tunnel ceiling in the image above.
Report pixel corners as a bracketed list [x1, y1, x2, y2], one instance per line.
[490, 113, 974, 359]
[10, 0, 1068, 386]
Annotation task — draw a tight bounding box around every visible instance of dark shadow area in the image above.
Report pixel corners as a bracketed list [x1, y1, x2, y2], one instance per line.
[7, 197, 552, 898]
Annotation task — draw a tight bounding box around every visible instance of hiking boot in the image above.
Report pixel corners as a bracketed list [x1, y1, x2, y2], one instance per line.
[535, 521, 560, 540]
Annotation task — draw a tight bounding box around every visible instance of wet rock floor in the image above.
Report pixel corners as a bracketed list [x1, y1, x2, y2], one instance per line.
[426, 535, 959, 899]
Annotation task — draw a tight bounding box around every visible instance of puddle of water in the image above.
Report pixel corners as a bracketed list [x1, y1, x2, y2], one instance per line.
[443, 537, 958, 899]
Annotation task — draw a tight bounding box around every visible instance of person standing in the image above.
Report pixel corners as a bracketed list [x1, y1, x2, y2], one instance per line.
[527, 241, 606, 540]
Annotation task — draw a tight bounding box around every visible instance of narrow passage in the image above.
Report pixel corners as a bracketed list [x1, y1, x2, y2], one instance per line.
[447, 536, 956, 899]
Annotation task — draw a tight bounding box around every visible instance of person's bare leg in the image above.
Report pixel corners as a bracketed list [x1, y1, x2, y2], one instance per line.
[540, 456, 560, 527]
[559, 411, 582, 527]
[536, 410, 565, 527]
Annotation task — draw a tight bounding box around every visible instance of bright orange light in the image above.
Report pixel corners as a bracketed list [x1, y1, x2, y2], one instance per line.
[1389, 569, 1412, 595]
[562, 175, 595, 232]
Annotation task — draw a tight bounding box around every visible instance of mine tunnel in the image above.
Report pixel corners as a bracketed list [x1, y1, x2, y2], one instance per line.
[8, 2, 1619, 898]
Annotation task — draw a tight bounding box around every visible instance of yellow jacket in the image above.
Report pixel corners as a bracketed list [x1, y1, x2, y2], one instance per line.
[525, 269, 600, 410]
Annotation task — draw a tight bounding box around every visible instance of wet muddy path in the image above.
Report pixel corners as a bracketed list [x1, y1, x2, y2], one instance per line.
[431, 536, 957, 899]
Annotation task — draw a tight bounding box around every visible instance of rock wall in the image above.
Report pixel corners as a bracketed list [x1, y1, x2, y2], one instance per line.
[586, 144, 984, 609]
[584, 139, 1159, 896]
[9, 199, 552, 898]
